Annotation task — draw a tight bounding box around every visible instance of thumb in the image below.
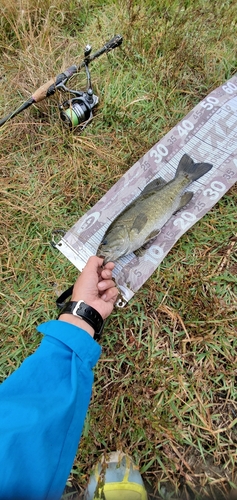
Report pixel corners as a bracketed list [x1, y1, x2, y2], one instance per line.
[83, 256, 104, 273]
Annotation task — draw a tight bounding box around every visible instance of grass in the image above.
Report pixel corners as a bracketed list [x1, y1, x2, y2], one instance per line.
[0, 0, 237, 498]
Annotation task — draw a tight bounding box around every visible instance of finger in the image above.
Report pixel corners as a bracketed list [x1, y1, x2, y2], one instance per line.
[103, 262, 115, 271]
[97, 261, 114, 282]
[98, 279, 115, 292]
[83, 255, 104, 273]
[101, 286, 119, 302]
[101, 268, 113, 280]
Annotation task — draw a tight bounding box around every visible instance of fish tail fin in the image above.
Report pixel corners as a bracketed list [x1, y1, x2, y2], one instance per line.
[175, 153, 213, 182]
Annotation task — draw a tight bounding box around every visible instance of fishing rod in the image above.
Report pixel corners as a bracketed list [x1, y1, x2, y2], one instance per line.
[0, 34, 123, 130]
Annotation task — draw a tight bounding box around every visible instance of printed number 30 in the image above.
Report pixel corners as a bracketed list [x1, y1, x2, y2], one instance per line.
[203, 181, 226, 200]
[150, 144, 168, 164]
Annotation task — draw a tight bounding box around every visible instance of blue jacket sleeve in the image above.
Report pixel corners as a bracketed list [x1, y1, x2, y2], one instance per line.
[0, 319, 101, 500]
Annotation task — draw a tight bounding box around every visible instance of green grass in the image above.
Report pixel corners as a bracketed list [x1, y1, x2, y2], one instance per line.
[0, 0, 237, 498]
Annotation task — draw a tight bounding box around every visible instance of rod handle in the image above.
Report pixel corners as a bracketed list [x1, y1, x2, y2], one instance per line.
[32, 65, 78, 102]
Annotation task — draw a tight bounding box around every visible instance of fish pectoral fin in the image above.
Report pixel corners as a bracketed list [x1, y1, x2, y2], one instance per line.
[131, 213, 148, 234]
[141, 177, 166, 195]
[134, 229, 160, 258]
[144, 229, 160, 243]
[175, 191, 193, 213]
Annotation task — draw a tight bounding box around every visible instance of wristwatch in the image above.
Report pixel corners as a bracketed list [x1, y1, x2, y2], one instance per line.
[59, 300, 104, 340]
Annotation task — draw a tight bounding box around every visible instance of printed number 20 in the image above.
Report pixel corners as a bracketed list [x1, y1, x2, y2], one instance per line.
[173, 211, 196, 230]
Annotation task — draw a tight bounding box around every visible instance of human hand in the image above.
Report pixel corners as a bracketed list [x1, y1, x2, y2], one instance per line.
[71, 256, 118, 319]
[59, 256, 118, 336]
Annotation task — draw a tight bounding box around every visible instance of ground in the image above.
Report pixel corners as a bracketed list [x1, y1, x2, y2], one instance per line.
[0, 0, 237, 498]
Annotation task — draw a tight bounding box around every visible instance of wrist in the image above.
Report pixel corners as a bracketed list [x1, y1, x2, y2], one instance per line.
[57, 300, 104, 340]
[58, 314, 95, 338]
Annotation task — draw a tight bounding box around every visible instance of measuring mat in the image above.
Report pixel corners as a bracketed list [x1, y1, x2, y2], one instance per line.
[55, 75, 237, 306]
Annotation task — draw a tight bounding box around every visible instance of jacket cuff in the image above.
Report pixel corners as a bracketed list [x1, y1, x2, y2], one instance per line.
[37, 320, 101, 367]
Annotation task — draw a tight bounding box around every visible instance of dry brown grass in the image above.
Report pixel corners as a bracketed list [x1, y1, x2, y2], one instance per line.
[1, 0, 237, 498]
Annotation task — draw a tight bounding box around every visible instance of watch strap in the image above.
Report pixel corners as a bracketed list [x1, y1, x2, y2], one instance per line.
[56, 285, 74, 309]
[59, 300, 104, 340]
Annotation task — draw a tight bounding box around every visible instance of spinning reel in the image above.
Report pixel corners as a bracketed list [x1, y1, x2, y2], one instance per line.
[58, 44, 99, 130]
[0, 35, 123, 130]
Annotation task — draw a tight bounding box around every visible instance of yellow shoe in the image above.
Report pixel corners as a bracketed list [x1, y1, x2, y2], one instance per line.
[84, 451, 148, 500]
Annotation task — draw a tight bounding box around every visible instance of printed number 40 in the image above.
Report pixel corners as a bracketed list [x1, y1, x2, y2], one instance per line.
[177, 120, 194, 137]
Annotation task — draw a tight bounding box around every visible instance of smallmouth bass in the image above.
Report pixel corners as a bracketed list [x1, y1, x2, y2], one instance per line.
[97, 154, 213, 263]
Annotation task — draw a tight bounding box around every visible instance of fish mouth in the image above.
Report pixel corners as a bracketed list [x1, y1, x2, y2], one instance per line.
[97, 244, 124, 264]
[97, 252, 116, 265]
[96, 247, 115, 264]
[97, 235, 131, 264]
[97, 245, 131, 265]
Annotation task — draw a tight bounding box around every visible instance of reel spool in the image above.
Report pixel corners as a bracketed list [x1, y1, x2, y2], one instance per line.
[59, 90, 99, 129]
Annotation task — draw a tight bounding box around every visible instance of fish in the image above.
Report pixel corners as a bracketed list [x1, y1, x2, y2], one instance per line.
[97, 153, 213, 264]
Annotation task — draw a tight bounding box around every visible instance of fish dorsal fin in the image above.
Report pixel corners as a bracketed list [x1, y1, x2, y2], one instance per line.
[141, 176, 166, 195]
